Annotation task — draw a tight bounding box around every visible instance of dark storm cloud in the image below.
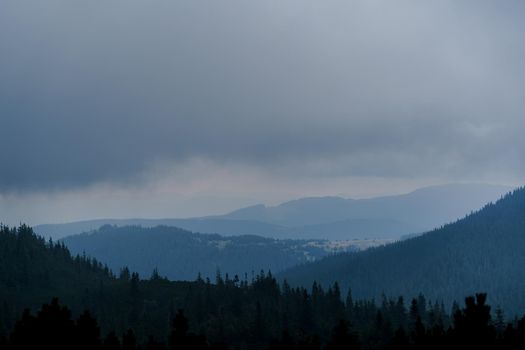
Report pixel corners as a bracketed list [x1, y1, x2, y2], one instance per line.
[1, 0, 525, 192]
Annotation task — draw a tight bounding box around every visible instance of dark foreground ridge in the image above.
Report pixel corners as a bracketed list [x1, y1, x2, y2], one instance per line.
[2, 293, 525, 349]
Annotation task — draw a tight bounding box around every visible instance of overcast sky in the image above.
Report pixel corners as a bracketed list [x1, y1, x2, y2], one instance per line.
[1, 1, 524, 225]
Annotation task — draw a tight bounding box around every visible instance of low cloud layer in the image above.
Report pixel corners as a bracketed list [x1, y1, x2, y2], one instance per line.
[1, 1, 524, 197]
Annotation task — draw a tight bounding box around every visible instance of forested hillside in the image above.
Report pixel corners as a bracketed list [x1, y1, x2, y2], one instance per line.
[0, 225, 113, 313]
[281, 187, 525, 314]
[61, 225, 348, 280]
[2, 224, 525, 349]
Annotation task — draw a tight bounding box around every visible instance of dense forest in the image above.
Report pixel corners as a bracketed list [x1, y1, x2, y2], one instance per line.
[61, 225, 345, 280]
[2, 224, 525, 349]
[281, 187, 525, 315]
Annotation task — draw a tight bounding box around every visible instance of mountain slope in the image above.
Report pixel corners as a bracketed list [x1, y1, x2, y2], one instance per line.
[0, 225, 113, 319]
[61, 225, 347, 280]
[280, 187, 525, 314]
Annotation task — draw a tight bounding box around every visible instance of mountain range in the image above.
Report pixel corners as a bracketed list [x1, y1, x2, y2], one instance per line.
[35, 183, 511, 241]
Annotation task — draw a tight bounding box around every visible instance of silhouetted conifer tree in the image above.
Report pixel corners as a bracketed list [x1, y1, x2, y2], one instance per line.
[103, 331, 121, 350]
[452, 293, 496, 349]
[326, 319, 360, 350]
[122, 329, 137, 350]
[76, 310, 101, 350]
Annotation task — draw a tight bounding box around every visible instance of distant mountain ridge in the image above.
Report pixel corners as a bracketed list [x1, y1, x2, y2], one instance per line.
[279, 186, 525, 314]
[35, 183, 512, 240]
[36, 218, 289, 240]
[222, 183, 512, 227]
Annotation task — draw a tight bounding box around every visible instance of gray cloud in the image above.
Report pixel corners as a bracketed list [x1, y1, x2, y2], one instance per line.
[1, 0, 525, 192]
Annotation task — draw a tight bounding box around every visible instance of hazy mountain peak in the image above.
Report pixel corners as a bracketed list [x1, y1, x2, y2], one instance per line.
[406, 182, 509, 195]
[278, 196, 350, 206]
[223, 204, 267, 219]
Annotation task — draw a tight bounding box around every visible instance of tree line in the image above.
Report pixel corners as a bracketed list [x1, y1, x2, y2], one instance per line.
[2, 292, 525, 349]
